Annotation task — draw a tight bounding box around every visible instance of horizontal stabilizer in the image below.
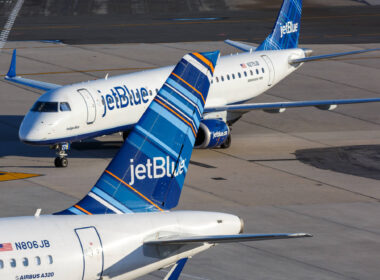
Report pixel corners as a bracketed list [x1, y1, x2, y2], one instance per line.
[224, 40, 256, 52]
[5, 49, 61, 91]
[144, 233, 312, 245]
[290, 48, 380, 64]
[204, 98, 380, 114]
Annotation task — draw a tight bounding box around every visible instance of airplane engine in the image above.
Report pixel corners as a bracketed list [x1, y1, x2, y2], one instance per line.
[195, 119, 230, 149]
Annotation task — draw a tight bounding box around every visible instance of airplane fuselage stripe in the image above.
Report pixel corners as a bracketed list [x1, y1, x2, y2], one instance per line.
[104, 170, 164, 212]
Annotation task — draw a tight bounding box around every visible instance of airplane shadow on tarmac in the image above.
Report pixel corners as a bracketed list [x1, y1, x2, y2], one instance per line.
[0, 115, 122, 167]
[295, 145, 380, 181]
[2, 116, 380, 177]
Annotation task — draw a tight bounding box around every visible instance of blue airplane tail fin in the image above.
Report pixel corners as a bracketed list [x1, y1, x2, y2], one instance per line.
[56, 51, 219, 215]
[256, 0, 302, 51]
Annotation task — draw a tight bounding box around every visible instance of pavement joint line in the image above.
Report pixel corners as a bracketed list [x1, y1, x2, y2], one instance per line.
[69, 45, 161, 68]
[23, 177, 79, 200]
[294, 71, 380, 96]
[239, 243, 361, 280]
[241, 119, 333, 147]
[215, 150, 380, 202]
[274, 203, 380, 236]
[184, 183, 248, 207]
[1, 78, 43, 96]
[15, 53, 99, 79]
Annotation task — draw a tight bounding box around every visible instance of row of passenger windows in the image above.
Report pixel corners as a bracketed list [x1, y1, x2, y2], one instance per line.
[211, 68, 265, 84]
[0, 255, 53, 269]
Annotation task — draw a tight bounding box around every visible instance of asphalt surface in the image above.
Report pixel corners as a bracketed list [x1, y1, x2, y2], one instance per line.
[1, 0, 380, 279]
[0, 0, 380, 44]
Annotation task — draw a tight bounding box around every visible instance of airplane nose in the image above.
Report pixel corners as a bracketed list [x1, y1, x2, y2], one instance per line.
[19, 113, 51, 143]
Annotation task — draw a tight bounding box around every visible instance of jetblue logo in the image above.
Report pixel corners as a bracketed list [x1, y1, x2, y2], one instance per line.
[212, 131, 228, 139]
[129, 156, 185, 185]
[280, 21, 298, 38]
[101, 86, 152, 117]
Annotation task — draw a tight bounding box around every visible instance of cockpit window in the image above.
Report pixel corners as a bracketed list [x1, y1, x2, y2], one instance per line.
[60, 102, 71, 111]
[31, 101, 58, 112]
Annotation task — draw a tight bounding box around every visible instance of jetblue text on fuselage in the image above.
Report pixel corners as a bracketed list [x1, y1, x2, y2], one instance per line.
[101, 86, 151, 117]
[280, 21, 298, 38]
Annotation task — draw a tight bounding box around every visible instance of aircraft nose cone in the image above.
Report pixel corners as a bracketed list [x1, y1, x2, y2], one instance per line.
[19, 113, 49, 143]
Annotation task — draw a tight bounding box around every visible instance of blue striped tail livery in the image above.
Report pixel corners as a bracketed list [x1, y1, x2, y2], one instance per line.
[256, 0, 302, 51]
[55, 50, 219, 215]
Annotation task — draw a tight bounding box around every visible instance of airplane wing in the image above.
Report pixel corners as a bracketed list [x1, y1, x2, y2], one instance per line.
[144, 233, 312, 245]
[204, 98, 380, 114]
[224, 40, 256, 52]
[225, 40, 380, 63]
[4, 49, 62, 91]
[289, 48, 380, 64]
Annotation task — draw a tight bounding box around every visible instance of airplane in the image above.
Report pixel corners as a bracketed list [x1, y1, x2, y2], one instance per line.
[0, 50, 311, 280]
[5, 0, 380, 167]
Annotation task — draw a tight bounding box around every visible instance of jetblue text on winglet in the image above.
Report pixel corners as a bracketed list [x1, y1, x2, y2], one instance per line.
[129, 156, 185, 185]
[280, 21, 298, 38]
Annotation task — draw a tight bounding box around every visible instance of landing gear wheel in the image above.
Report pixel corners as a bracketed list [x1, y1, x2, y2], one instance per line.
[220, 134, 231, 149]
[54, 157, 68, 168]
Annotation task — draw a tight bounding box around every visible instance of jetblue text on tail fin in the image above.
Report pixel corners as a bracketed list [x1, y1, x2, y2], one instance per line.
[256, 0, 302, 51]
[56, 51, 219, 215]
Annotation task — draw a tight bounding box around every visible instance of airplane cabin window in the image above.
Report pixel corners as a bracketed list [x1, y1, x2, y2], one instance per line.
[155, 89, 158, 93]
[211, 79, 213, 84]
[48, 255, 53, 264]
[10, 259, 16, 268]
[221, 76, 224, 82]
[232, 74, 235, 79]
[215, 77, 219, 82]
[238, 72, 241, 78]
[35, 256, 41, 266]
[22, 258, 28, 267]
[262, 67, 265, 73]
[149, 90, 152, 95]
[227, 74, 230, 80]
[0, 260, 3, 269]
[244, 71, 247, 77]
[250, 70, 253, 76]
[31, 101, 58, 113]
[256, 69, 259, 75]
[60, 102, 71, 112]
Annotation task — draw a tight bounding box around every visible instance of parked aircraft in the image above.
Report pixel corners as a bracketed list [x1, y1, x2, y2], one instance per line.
[5, 0, 380, 167]
[0, 50, 311, 280]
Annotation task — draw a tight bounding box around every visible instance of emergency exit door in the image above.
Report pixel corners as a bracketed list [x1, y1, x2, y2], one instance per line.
[75, 227, 104, 280]
[78, 88, 96, 124]
[261, 55, 275, 86]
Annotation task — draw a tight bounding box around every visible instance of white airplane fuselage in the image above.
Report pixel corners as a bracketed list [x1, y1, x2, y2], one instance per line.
[19, 49, 304, 144]
[0, 212, 242, 280]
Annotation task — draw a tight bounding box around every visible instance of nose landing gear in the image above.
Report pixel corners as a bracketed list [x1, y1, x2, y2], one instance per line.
[52, 143, 70, 167]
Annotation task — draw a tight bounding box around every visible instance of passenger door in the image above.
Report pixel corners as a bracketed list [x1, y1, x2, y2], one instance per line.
[261, 55, 275, 86]
[78, 88, 96, 124]
[75, 227, 104, 280]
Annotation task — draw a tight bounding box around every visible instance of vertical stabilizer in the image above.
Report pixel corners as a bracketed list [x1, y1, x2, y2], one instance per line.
[256, 0, 302, 51]
[56, 51, 219, 215]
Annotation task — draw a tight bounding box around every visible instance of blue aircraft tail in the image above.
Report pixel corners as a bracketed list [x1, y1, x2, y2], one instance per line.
[56, 50, 219, 215]
[256, 0, 302, 51]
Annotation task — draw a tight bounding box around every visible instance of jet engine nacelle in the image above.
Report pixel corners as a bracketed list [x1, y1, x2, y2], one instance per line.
[195, 119, 230, 149]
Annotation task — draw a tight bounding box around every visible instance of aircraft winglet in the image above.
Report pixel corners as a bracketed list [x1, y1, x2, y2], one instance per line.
[6, 49, 17, 78]
[4, 49, 62, 91]
[56, 50, 220, 215]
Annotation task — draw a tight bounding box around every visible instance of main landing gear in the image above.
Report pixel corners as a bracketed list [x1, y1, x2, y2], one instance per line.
[220, 133, 231, 149]
[52, 143, 70, 167]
